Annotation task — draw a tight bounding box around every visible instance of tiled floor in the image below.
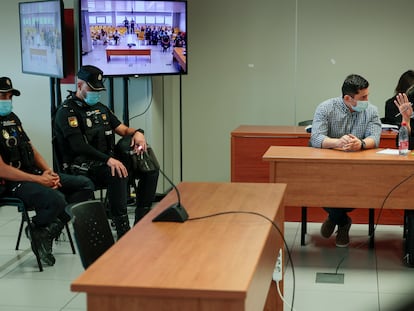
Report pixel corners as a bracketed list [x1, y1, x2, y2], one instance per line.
[283, 222, 414, 311]
[1, 204, 414, 311]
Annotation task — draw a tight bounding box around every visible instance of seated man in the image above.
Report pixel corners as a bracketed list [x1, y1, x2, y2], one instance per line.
[0, 77, 94, 266]
[161, 35, 171, 52]
[53, 65, 159, 240]
[310, 74, 381, 247]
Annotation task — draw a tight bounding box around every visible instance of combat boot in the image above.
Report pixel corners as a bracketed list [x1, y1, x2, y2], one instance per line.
[112, 214, 131, 240]
[134, 207, 151, 224]
[25, 224, 55, 266]
[48, 218, 65, 240]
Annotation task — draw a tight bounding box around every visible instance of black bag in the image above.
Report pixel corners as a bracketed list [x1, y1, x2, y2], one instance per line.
[404, 210, 414, 267]
[115, 136, 159, 174]
[131, 147, 159, 173]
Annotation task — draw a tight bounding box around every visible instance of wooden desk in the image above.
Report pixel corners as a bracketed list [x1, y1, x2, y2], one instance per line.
[71, 182, 286, 311]
[263, 146, 414, 246]
[30, 47, 47, 59]
[231, 125, 400, 225]
[231, 125, 398, 183]
[173, 47, 186, 71]
[106, 46, 151, 62]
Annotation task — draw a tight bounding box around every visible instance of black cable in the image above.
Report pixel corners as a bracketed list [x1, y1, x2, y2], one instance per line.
[129, 76, 153, 121]
[334, 173, 414, 274]
[188, 210, 296, 311]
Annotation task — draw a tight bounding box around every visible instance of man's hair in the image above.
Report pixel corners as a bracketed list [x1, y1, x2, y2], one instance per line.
[341, 74, 369, 97]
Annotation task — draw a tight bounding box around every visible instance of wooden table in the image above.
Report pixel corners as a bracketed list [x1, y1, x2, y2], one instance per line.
[231, 125, 400, 225]
[71, 182, 286, 311]
[173, 47, 186, 71]
[263, 146, 414, 246]
[231, 125, 398, 183]
[106, 46, 151, 62]
[30, 47, 47, 59]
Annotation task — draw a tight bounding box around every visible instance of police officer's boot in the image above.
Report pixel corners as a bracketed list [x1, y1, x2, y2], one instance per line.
[134, 207, 151, 225]
[113, 214, 131, 240]
[47, 218, 65, 240]
[25, 224, 55, 266]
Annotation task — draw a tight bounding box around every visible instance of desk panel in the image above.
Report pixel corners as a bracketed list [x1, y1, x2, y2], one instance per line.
[72, 182, 286, 311]
[263, 146, 414, 210]
[231, 125, 398, 183]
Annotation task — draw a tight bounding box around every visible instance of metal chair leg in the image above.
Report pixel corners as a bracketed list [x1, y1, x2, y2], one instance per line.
[301, 206, 307, 246]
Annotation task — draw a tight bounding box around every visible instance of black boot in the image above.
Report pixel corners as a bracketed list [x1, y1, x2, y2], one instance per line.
[112, 214, 131, 240]
[48, 218, 65, 240]
[25, 224, 55, 266]
[134, 207, 151, 225]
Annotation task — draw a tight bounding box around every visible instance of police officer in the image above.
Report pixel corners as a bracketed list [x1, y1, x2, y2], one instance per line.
[53, 65, 159, 239]
[0, 77, 95, 266]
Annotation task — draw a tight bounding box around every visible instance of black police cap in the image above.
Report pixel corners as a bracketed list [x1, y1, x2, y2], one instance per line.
[0, 77, 20, 96]
[77, 65, 106, 91]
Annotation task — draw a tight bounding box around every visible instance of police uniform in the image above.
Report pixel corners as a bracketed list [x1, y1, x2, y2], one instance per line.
[54, 65, 159, 238]
[0, 113, 94, 227]
[0, 76, 94, 266]
[54, 93, 128, 238]
[55, 92, 159, 233]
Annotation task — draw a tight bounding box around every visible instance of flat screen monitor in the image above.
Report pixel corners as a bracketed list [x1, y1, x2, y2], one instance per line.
[19, 0, 66, 78]
[78, 0, 187, 77]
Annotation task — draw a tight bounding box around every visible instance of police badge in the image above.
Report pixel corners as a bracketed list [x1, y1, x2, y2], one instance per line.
[68, 116, 78, 127]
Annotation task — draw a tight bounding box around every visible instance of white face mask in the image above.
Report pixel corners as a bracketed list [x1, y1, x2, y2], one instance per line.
[353, 100, 369, 112]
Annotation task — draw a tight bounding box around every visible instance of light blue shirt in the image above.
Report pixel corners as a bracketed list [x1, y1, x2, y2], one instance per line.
[310, 97, 381, 148]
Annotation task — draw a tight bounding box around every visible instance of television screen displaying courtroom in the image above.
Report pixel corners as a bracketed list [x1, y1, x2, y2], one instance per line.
[79, 0, 187, 77]
[19, 0, 66, 78]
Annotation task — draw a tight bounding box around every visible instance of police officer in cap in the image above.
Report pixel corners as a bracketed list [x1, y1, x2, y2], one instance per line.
[53, 65, 159, 239]
[0, 77, 95, 266]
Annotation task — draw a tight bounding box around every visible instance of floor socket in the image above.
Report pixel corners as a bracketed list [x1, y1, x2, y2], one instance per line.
[315, 272, 344, 284]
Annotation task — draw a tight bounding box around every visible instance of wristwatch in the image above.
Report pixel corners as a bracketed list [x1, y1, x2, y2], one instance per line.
[360, 139, 366, 150]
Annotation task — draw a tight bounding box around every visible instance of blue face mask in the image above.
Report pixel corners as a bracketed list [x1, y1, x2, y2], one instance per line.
[0, 99, 13, 116]
[84, 91, 101, 106]
[353, 100, 369, 112]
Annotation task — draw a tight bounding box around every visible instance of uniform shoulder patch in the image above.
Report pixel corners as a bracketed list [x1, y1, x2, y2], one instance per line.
[68, 116, 79, 127]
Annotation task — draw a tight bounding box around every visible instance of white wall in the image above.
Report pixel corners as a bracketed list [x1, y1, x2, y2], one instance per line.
[180, 0, 414, 182]
[2, 0, 414, 186]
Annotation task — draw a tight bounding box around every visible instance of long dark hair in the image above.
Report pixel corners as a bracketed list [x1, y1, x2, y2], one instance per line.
[395, 70, 414, 93]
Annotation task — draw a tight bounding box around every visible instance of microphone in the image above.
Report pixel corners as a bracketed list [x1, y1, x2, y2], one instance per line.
[132, 145, 188, 222]
[152, 168, 188, 223]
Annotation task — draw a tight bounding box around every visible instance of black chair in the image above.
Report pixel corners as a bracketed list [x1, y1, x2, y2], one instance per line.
[298, 120, 313, 126]
[69, 200, 115, 269]
[0, 197, 44, 271]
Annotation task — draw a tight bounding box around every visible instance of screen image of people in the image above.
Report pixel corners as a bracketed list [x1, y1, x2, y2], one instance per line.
[80, 0, 187, 76]
[19, 0, 65, 78]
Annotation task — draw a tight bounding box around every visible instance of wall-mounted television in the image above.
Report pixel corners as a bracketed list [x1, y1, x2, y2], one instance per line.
[78, 0, 187, 77]
[19, 0, 66, 78]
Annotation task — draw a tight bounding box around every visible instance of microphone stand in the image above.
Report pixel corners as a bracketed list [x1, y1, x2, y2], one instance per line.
[152, 166, 188, 222]
[130, 145, 188, 223]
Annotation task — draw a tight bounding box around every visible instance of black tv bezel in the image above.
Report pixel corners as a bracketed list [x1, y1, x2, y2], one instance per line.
[76, 0, 188, 78]
[18, 0, 66, 79]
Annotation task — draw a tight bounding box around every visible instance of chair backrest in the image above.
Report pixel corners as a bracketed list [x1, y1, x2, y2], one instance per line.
[69, 200, 114, 269]
[0, 197, 26, 212]
[298, 120, 313, 126]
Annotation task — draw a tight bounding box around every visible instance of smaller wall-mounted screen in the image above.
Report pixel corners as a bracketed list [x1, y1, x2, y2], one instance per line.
[19, 0, 66, 78]
[79, 0, 187, 77]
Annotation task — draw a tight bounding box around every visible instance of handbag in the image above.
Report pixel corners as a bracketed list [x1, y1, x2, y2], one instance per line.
[131, 147, 160, 173]
[115, 135, 159, 174]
